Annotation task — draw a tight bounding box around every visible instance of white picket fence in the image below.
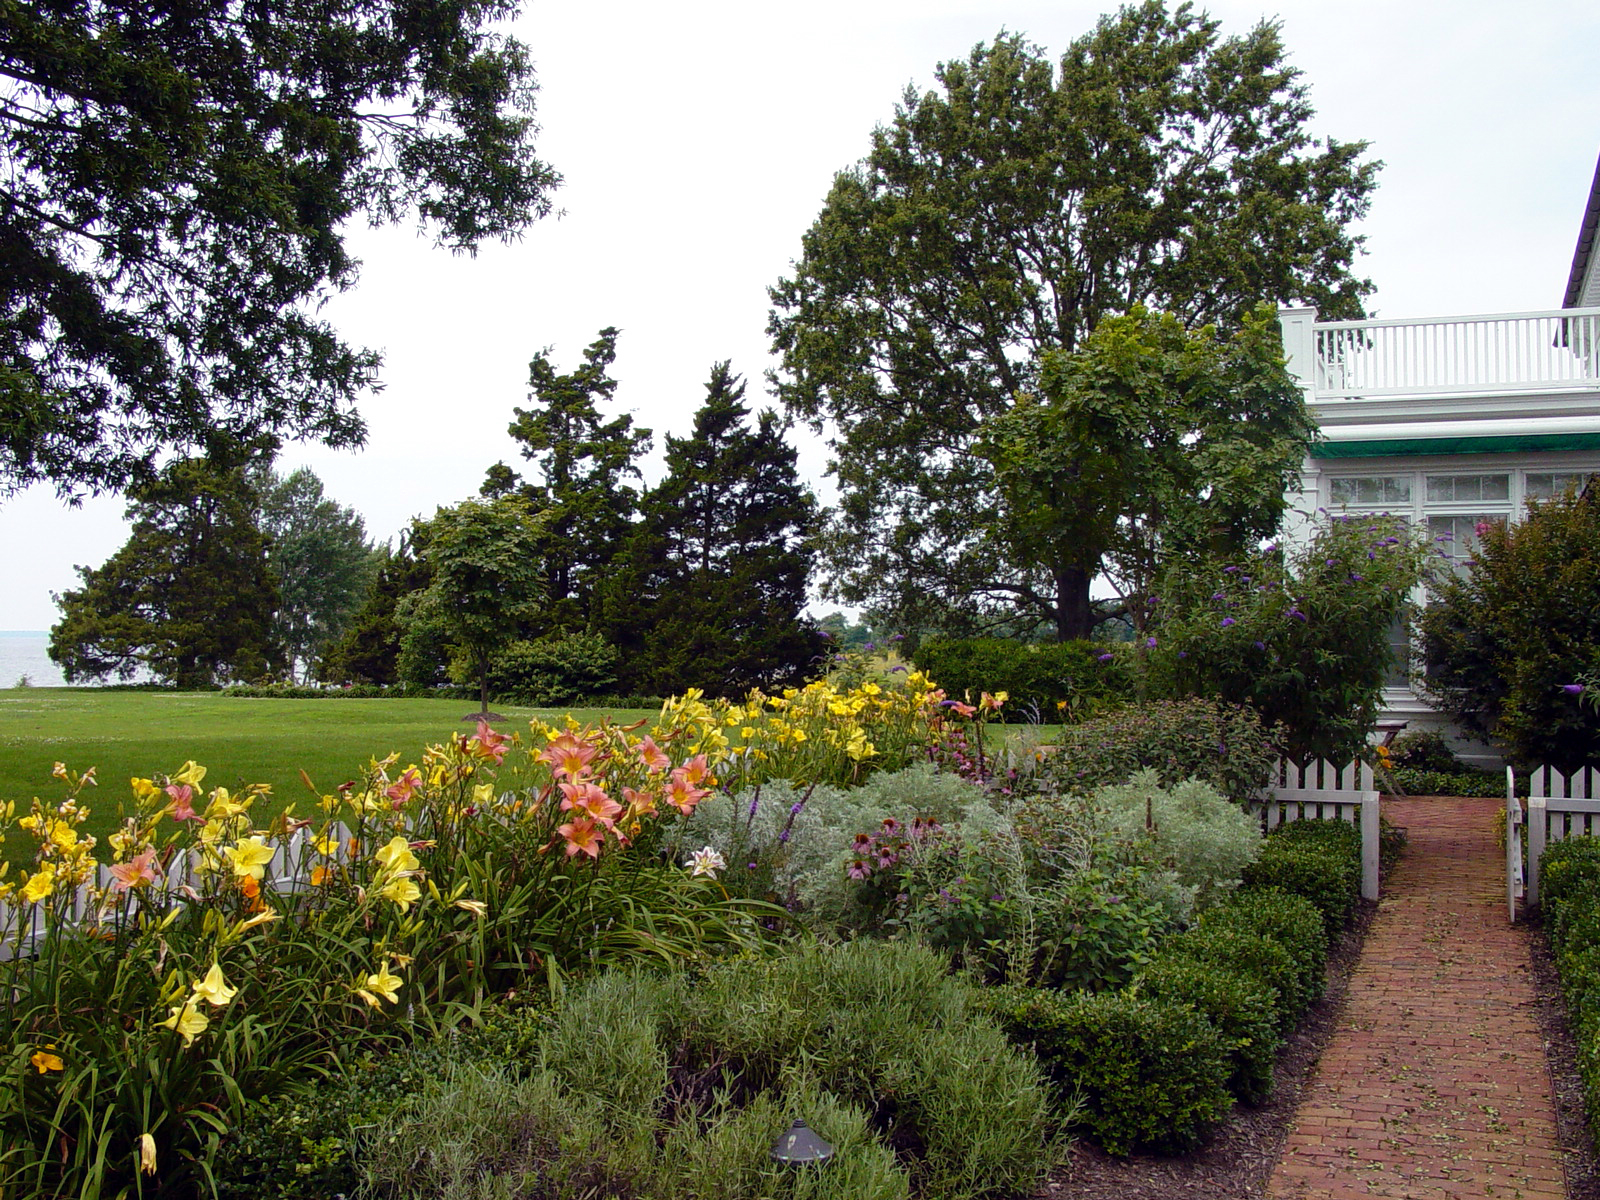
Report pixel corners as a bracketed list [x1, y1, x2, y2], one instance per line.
[0, 823, 331, 962]
[1516, 765, 1600, 912]
[1251, 758, 1381, 901]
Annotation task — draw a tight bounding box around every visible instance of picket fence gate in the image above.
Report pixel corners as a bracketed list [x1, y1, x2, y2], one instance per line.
[1252, 758, 1382, 901]
[1514, 765, 1600, 914]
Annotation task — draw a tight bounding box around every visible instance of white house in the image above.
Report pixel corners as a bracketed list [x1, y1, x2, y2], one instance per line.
[1276, 152, 1600, 756]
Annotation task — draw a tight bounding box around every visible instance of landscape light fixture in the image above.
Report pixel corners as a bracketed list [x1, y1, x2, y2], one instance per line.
[770, 1118, 834, 1167]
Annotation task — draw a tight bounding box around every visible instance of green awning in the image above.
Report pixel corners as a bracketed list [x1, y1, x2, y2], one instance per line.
[1312, 432, 1600, 459]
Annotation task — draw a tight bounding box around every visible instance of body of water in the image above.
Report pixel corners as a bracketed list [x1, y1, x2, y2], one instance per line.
[0, 631, 67, 687]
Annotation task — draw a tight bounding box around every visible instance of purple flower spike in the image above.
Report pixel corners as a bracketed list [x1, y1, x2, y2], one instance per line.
[1145, 636, 1157, 648]
[1253, 641, 1266, 651]
[1563, 684, 1586, 695]
[1288, 609, 1307, 622]
[1097, 652, 1115, 662]
[1221, 617, 1236, 627]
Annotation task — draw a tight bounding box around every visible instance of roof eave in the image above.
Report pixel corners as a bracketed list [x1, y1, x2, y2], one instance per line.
[1563, 151, 1600, 309]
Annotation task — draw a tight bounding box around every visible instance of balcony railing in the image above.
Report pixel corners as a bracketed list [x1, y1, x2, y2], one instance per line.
[1312, 307, 1600, 398]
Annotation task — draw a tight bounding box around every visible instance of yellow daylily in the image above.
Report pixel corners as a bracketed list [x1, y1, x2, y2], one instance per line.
[173, 761, 207, 787]
[380, 876, 421, 911]
[355, 959, 404, 1007]
[190, 962, 238, 1008]
[225, 837, 274, 881]
[30, 1047, 63, 1073]
[139, 1133, 157, 1175]
[374, 836, 419, 874]
[159, 1001, 210, 1045]
[20, 865, 55, 904]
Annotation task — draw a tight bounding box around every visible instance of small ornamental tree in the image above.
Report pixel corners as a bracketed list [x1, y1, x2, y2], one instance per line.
[402, 497, 546, 716]
[1152, 513, 1434, 763]
[1421, 486, 1600, 770]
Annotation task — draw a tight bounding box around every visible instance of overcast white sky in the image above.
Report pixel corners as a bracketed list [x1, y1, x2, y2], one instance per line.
[3, 0, 1599, 631]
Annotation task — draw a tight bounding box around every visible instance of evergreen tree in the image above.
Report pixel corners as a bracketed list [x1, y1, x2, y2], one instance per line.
[603, 363, 823, 696]
[483, 328, 651, 633]
[318, 525, 433, 686]
[49, 457, 281, 687]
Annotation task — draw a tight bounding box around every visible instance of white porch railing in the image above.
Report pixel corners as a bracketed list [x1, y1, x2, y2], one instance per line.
[1311, 307, 1600, 399]
[1251, 758, 1381, 901]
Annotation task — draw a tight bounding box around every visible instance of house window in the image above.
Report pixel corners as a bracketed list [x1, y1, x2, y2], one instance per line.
[1330, 475, 1411, 506]
[1426, 473, 1510, 503]
[1525, 472, 1592, 500]
[1427, 513, 1505, 575]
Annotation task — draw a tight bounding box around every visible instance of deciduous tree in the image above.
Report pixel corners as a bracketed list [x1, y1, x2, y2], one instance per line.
[256, 466, 376, 681]
[401, 496, 545, 716]
[976, 306, 1314, 639]
[2, 0, 560, 496]
[768, 5, 1377, 636]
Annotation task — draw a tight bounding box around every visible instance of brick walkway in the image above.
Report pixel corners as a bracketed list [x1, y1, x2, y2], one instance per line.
[1266, 796, 1568, 1200]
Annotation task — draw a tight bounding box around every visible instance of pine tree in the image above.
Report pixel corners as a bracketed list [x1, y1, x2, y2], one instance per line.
[317, 525, 433, 686]
[603, 363, 822, 696]
[484, 328, 651, 633]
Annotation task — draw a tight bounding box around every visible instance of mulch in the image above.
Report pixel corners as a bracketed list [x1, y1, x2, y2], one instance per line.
[1529, 913, 1600, 1199]
[1032, 900, 1376, 1200]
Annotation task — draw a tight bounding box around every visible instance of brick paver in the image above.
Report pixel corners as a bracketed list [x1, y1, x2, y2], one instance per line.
[1266, 796, 1568, 1200]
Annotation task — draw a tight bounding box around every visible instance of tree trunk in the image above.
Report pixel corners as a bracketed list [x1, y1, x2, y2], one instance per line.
[477, 654, 490, 717]
[1052, 565, 1095, 641]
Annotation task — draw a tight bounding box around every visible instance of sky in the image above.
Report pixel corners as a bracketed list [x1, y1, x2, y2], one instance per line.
[3, 0, 1599, 631]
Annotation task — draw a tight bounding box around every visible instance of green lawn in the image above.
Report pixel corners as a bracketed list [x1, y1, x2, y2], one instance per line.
[0, 688, 654, 852]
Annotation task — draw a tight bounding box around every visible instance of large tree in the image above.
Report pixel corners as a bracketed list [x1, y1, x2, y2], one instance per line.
[768, 5, 1377, 636]
[976, 306, 1314, 639]
[482, 327, 651, 632]
[48, 456, 281, 686]
[1, 0, 560, 497]
[601, 363, 823, 696]
[255, 465, 376, 681]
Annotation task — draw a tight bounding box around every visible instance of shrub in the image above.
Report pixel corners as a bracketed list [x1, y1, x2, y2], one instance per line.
[1086, 770, 1262, 908]
[481, 629, 622, 705]
[977, 986, 1231, 1156]
[1024, 867, 1174, 991]
[1240, 822, 1362, 936]
[1160, 926, 1298, 1033]
[912, 637, 1130, 721]
[1134, 957, 1282, 1104]
[1388, 729, 1461, 773]
[1151, 512, 1433, 763]
[1202, 887, 1328, 1017]
[1046, 698, 1276, 803]
[1420, 486, 1600, 770]
[1390, 766, 1516, 799]
[1541, 838, 1600, 956]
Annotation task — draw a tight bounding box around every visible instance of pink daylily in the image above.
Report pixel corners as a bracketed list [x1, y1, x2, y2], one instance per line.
[385, 768, 421, 807]
[540, 734, 598, 781]
[109, 848, 160, 891]
[165, 784, 202, 823]
[471, 721, 509, 764]
[636, 736, 670, 773]
[558, 781, 623, 826]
